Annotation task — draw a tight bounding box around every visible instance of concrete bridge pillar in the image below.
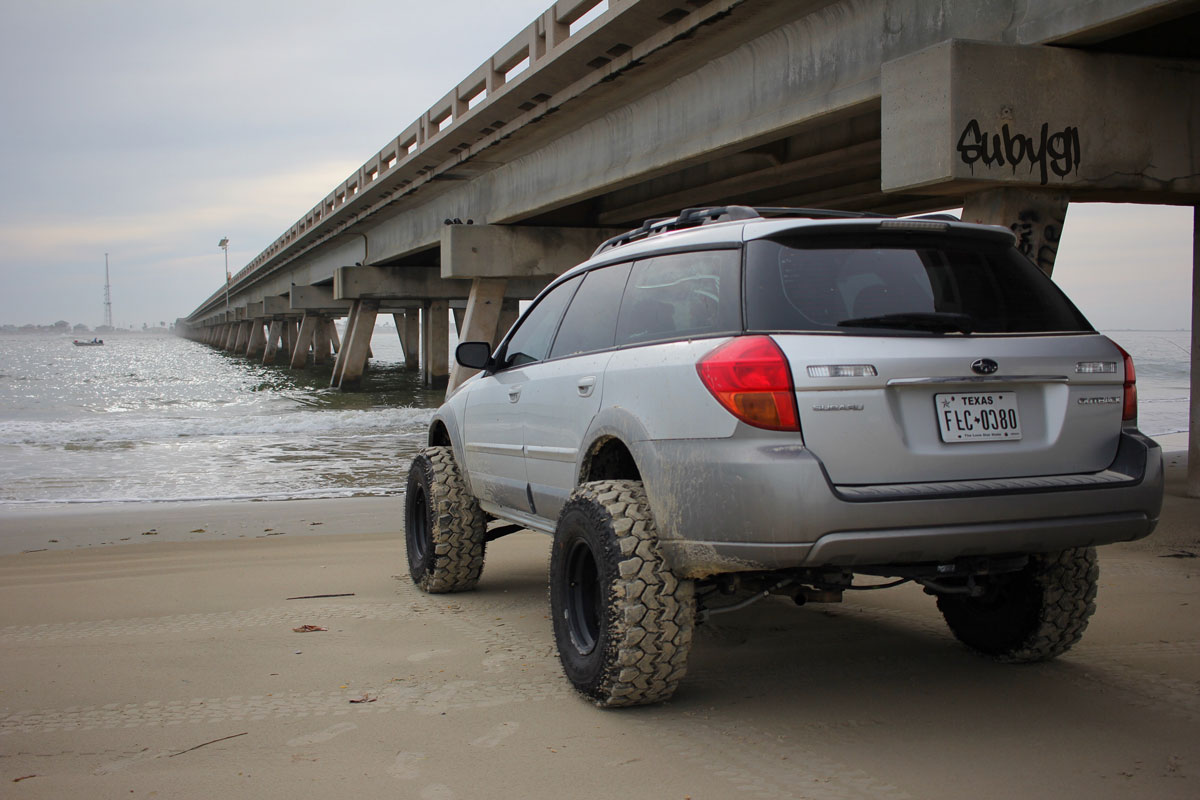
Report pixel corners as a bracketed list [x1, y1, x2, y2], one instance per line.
[233, 321, 251, 353]
[328, 318, 341, 356]
[291, 314, 319, 369]
[263, 319, 282, 365]
[332, 300, 379, 389]
[498, 300, 520, 342]
[962, 189, 1070, 277]
[394, 312, 420, 370]
[280, 318, 298, 361]
[447, 278, 507, 391]
[1190, 206, 1199, 498]
[422, 300, 450, 387]
[312, 317, 336, 365]
[246, 319, 267, 358]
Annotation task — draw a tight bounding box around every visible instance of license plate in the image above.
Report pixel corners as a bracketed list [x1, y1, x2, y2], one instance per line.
[935, 392, 1021, 443]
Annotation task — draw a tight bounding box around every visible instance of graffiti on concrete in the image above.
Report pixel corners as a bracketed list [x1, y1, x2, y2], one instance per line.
[1010, 206, 1065, 276]
[957, 120, 1081, 186]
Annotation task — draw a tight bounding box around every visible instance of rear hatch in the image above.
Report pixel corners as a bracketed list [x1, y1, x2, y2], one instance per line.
[744, 224, 1128, 485]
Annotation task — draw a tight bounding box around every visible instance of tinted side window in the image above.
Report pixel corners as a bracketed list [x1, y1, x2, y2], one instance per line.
[615, 250, 742, 346]
[501, 275, 581, 367]
[548, 263, 632, 359]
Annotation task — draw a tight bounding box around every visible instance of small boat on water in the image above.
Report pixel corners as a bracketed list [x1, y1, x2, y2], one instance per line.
[73, 338, 104, 346]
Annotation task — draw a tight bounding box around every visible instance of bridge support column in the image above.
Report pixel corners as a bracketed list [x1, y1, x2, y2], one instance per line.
[246, 319, 267, 358]
[1190, 206, 1199, 498]
[263, 320, 282, 364]
[498, 300, 519, 342]
[312, 318, 336, 364]
[395, 311, 420, 370]
[291, 315, 319, 369]
[447, 278, 508, 394]
[280, 319, 298, 362]
[233, 322, 250, 353]
[422, 300, 450, 387]
[226, 324, 240, 351]
[962, 189, 1070, 277]
[332, 300, 378, 389]
[329, 319, 341, 355]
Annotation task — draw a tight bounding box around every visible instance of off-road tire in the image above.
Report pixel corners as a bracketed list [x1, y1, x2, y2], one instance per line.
[937, 547, 1099, 662]
[404, 446, 487, 593]
[550, 480, 695, 707]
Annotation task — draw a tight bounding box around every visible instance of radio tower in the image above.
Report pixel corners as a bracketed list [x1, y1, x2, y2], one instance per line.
[103, 253, 113, 329]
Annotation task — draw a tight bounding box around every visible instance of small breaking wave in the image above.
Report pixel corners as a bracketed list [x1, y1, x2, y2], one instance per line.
[0, 407, 434, 447]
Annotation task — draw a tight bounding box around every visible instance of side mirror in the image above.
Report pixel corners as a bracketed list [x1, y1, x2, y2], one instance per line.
[455, 341, 494, 370]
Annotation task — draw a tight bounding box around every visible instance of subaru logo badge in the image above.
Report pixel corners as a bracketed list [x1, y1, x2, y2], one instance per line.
[971, 358, 999, 375]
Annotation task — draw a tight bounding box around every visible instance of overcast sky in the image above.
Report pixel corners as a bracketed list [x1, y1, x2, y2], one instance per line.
[0, 1, 1193, 331]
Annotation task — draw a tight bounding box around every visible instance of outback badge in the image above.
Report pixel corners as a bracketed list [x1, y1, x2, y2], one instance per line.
[971, 358, 999, 375]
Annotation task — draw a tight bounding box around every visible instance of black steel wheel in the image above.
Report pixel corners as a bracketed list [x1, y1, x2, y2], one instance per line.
[549, 480, 695, 707]
[937, 547, 1099, 662]
[404, 446, 487, 593]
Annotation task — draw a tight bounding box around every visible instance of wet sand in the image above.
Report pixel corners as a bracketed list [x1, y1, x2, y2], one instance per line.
[1, 458, 1197, 799]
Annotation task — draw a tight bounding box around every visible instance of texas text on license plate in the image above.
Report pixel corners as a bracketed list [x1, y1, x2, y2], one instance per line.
[935, 392, 1022, 443]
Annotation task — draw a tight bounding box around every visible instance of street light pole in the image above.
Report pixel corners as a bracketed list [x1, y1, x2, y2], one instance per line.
[218, 237, 230, 313]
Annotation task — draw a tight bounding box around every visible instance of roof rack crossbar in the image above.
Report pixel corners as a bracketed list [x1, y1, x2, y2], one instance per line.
[592, 206, 898, 256]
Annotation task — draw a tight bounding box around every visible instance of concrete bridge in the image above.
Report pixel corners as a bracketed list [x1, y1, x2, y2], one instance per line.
[178, 0, 1199, 489]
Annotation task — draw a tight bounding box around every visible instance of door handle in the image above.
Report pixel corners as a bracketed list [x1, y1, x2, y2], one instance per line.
[577, 376, 596, 397]
[508, 385, 523, 403]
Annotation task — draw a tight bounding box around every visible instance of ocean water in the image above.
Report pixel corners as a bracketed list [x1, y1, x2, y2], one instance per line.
[0, 328, 1191, 506]
[0, 328, 442, 505]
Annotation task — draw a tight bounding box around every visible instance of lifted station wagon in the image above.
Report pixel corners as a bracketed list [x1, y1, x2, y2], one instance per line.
[404, 206, 1163, 707]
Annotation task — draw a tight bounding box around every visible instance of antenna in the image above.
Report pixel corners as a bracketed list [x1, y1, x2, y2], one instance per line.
[103, 253, 113, 329]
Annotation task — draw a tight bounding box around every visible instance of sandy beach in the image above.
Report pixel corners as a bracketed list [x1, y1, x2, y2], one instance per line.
[1, 455, 1197, 799]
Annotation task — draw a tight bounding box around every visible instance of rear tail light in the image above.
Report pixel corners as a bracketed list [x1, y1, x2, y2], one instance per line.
[1109, 340, 1138, 422]
[697, 336, 800, 431]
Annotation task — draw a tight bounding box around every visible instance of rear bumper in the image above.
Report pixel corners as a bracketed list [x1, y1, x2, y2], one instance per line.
[637, 431, 1163, 578]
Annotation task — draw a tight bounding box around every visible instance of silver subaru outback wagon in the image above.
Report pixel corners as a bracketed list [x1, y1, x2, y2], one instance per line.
[404, 206, 1163, 707]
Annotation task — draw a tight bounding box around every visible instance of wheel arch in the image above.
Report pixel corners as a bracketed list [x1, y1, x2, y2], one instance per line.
[577, 405, 654, 485]
[425, 412, 476, 496]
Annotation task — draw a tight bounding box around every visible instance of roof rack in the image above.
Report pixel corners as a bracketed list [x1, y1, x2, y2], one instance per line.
[592, 206, 891, 255]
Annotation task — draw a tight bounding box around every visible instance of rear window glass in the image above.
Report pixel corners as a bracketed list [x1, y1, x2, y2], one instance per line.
[615, 250, 741, 346]
[745, 235, 1092, 334]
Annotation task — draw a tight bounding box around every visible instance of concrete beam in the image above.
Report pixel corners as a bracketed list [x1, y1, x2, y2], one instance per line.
[263, 295, 291, 316]
[335, 267, 447, 301]
[334, 265, 553, 302]
[882, 40, 1200, 201]
[440, 225, 623, 279]
[290, 284, 352, 313]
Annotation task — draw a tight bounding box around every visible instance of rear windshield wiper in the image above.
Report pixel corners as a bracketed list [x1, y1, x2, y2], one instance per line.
[837, 312, 975, 335]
